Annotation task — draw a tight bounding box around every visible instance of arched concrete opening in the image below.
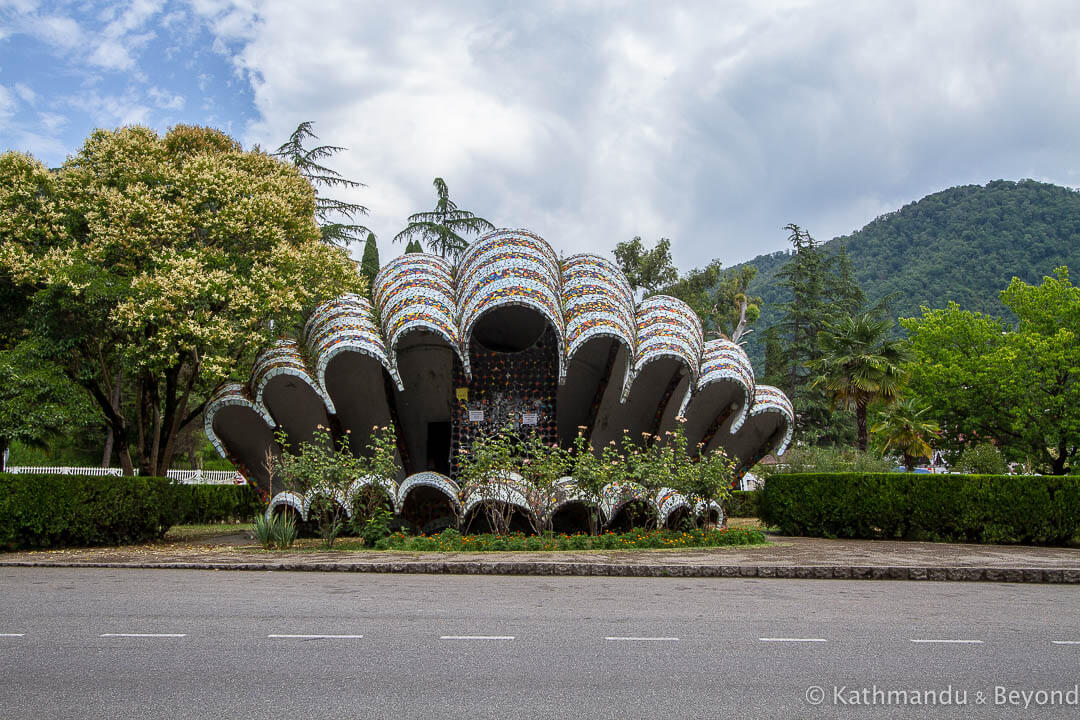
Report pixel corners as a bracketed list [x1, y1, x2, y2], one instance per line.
[557, 336, 630, 448]
[399, 485, 458, 534]
[549, 501, 595, 534]
[664, 506, 693, 530]
[472, 305, 550, 353]
[261, 375, 330, 450]
[323, 350, 394, 457]
[723, 415, 787, 476]
[599, 357, 690, 449]
[391, 331, 456, 476]
[212, 405, 276, 492]
[606, 500, 658, 533]
[463, 503, 535, 535]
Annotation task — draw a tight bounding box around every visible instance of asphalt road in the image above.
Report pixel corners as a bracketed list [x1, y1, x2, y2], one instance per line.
[1, 568, 1079, 719]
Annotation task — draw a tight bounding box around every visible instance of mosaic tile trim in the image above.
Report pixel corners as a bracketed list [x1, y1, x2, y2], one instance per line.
[265, 491, 305, 521]
[396, 471, 462, 513]
[656, 486, 691, 525]
[251, 339, 336, 414]
[744, 384, 795, 457]
[458, 230, 566, 380]
[623, 295, 703, 401]
[373, 254, 464, 370]
[204, 382, 275, 460]
[306, 295, 402, 392]
[562, 253, 636, 364]
[678, 338, 756, 431]
[349, 475, 399, 512]
[461, 471, 535, 519]
[694, 499, 724, 523]
[544, 476, 591, 519]
[599, 480, 651, 523]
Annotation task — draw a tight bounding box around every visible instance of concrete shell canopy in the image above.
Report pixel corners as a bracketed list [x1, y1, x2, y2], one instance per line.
[206, 229, 792, 528]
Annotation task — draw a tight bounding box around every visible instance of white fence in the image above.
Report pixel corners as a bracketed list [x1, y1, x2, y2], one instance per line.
[5, 466, 245, 485]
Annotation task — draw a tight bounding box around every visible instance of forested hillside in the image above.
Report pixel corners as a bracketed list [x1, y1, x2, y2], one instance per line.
[739, 180, 1080, 368]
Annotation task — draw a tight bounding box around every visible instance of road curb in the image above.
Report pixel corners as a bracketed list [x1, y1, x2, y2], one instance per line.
[2, 560, 1078, 582]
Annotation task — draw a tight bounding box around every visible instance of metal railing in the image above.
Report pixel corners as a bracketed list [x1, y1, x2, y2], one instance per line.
[4, 466, 245, 485]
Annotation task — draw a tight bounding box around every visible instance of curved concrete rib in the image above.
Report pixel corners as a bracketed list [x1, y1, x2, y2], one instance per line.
[719, 385, 795, 478]
[251, 339, 332, 450]
[680, 339, 756, 453]
[204, 383, 277, 492]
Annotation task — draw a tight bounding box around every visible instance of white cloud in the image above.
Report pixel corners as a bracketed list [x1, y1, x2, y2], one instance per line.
[34, 14, 83, 50]
[0, 84, 16, 123]
[13, 82, 35, 104]
[148, 85, 184, 110]
[67, 89, 151, 127]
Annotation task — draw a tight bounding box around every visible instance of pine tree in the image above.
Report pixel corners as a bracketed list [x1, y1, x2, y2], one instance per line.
[394, 178, 494, 259]
[273, 121, 371, 247]
[360, 232, 380, 291]
[405, 239, 424, 254]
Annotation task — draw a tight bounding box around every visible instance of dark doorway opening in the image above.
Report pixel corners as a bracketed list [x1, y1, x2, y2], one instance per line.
[427, 421, 451, 475]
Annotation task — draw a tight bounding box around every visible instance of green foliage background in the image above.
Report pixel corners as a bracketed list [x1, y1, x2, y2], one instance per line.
[738, 180, 1080, 368]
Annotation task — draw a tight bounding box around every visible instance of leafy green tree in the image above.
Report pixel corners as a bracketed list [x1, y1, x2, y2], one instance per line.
[809, 312, 908, 451]
[955, 443, 1008, 475]
[360, 231, 380, 291]
[612, 236, 678, 297]
[662, 262, 761, 341]
[273, 121, 372, 247]
[870, 397, 940, 471]
[0, 340, 93, 471]
[0, 126, 363, 476]
[394, 178, 494, 260]
[902, 267, 1080, 474]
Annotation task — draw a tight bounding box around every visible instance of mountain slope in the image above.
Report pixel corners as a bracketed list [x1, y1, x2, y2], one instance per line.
[738, 179, 1080, 369]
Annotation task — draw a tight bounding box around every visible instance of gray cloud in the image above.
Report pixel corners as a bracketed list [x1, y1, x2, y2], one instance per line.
[193, 0, 1080, 266]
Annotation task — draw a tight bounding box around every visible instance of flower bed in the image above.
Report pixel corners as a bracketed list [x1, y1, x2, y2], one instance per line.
[356, 526, 766, 552]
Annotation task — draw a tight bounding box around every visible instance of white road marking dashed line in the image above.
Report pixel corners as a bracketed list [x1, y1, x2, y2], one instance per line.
[99, 633, 186, 638]
[439, 635, 515, 640]
[605, 637, 679, 641]
[1051, 641, 1080, 645]
[759, 637, 827, 643]
[267, 634, 363, 639]
[0, 633, 25, 637]
[909, 639, 983, 644]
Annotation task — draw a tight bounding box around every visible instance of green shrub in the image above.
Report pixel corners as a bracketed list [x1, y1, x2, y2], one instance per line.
[0, 473, 184, 550]
[760, 473, 1080, 546]
[361, 526, 766, 552]
[173, 484, 262, 524]
[724, 489, 762, 517]
[955, 444, 1008, 475]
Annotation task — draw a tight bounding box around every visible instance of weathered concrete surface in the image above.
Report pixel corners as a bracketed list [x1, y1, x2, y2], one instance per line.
[2, 532, 1079, 582]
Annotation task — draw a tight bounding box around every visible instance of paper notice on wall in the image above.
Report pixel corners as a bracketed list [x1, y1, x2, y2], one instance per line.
[468, 409, 484, 422]
[521, 412, 539, 425]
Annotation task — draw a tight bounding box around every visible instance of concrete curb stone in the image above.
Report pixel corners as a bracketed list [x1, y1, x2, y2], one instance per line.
[2, 559, 1079, 583]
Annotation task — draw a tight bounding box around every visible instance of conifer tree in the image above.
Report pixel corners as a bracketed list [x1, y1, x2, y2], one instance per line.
[274, 121, 371, 247]
[405, 239, 424, 254]
[360, 232, 380, 290]
[394, 178, 494, 259]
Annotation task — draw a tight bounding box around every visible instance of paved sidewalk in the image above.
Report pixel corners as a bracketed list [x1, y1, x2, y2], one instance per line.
[3, 532, 1079, 582]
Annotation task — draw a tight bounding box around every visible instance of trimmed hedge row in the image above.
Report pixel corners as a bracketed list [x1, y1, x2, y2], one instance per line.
[173, 484, 262, 525]
[0, 474, 264, 550]
[0, 473, 181, 550]
[761, 473, 1080, 546]
[723, 489, 762, 518]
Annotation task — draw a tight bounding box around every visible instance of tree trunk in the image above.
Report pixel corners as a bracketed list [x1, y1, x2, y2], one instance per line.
[856, 398, 868, 452]
[0, 437, 8, 472]
[101, 369, 122, 467]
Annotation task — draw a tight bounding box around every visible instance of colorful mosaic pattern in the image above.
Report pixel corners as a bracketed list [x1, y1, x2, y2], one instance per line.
[251, 339, 336, 413]
[373, 254, 463, 372]
[745, 384, 795, 457]
[679, 338, 756, 431]
[305, 294, 401, 391]
[599, 480, 651, 523]
[562, 254, 636, 381]
[458, 229, 566, 380]
[624, 294, 703, 401]
[204, 382, 274, 460]
[655, 487, 691, 525]
[265, 491, 305, 520]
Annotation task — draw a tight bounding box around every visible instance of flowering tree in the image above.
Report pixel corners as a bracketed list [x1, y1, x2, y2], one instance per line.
[0, 126, 363, 476]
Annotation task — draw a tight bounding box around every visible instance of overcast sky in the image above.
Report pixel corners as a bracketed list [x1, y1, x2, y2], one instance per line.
[2, 0, 1079, 269]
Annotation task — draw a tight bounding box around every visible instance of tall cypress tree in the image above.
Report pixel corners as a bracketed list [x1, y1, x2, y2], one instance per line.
[405, 239, 424, 254]
[360, 232, 380, 292]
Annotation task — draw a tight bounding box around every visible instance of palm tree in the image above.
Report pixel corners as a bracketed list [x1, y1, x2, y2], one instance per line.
[394, 178, 494, 259]
[809, 312, 908, 451]
[871, 398, 941, 471]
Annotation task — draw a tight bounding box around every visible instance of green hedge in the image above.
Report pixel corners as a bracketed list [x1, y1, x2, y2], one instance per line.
[724, 489, 762, 518]
[761, 473, 1080, 546]
[0, 473, 183, 550]
[173, 484, 262, 525]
